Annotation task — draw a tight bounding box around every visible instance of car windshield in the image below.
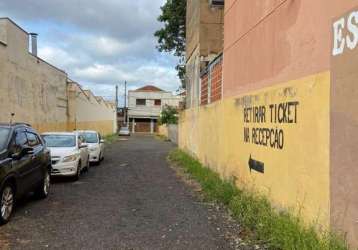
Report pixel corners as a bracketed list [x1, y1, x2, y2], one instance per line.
[42, 135, 76, 147]
[121, 128, 129, 132]
[80, 132, 98, 143]
[0, 127, 10, 152]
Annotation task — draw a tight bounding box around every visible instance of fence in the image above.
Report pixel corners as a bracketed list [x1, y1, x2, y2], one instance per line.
[200, 54, 223, 106]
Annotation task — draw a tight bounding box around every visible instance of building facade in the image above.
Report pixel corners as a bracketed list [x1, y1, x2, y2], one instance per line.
[185, 0, 224, 108]
[0, 18, 117, 135]
[128, 85, 182, 133]
[180, 1, 358, 247]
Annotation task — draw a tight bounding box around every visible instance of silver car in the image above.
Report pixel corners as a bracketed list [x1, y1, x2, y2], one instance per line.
[118, 127, 130, 136]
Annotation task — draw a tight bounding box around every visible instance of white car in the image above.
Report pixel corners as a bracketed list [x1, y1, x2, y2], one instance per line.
[118, 127, 130, 136]
[42, 132, 90, 180]
[76, 130, 105, 165]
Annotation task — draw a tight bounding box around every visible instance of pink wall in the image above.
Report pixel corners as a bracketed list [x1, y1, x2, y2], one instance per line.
[223, 0, 358, 98]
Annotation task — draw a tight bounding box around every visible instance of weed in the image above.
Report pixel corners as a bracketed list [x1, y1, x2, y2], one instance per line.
[168, 149, 348, 250]
[103, 133, 118, 144]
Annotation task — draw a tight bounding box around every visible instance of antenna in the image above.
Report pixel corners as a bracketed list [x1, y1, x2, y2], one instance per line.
[9, 113, 15, 125]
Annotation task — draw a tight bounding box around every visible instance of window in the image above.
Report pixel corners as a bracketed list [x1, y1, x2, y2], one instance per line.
[78, 135, 87, 147]
[42, 135, 76, 147]
[12, 131, 28, 154]
[154, 99, 161, 106]
[0, 128, 10, 152]
[80, 132, 98, 143]
[15, 131, 28, 146]
[26, 132, 41, 147]
[136, 99, 146, 106]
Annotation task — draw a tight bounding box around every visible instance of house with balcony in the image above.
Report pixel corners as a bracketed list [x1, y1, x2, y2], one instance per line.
[128, 85, 182, 133]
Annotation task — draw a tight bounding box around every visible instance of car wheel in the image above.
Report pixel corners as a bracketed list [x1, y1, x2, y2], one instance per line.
[34, 170, 50, 199]
[73, 162, 81, 181]
[0, 184, 14, 225]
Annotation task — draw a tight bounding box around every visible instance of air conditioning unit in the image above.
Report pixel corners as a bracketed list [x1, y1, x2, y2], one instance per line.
[209, 0, 224, 7]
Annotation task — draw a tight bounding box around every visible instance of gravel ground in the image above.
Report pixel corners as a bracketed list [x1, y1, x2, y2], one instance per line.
[0, 135, 255, 250]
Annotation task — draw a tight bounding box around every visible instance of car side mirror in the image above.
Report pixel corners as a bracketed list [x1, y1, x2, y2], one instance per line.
[11, 146, 33, 160]
[22, 146, 34, 155]
[100, 139, 105, 143]
[11, 152, 22, 160]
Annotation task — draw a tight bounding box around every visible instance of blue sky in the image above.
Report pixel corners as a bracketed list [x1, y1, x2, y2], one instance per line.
[0, 0, 181, 105]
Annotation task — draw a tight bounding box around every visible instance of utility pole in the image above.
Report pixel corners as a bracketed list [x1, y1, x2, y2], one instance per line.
[115, 85, 119, 109]
[115, 85, 119, 131]
[124, 81, 127, 125]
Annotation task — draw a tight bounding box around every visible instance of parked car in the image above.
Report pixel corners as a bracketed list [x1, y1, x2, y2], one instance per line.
[0, 123, 51, 225]
[42, 132, 89, 180]
[119, 126, 130, 136]
[77, 130, 105, 165]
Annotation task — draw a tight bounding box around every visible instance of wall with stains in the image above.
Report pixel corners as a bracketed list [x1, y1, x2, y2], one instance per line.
[182, 0, 358, 247]
[0, 18, 68, 132]
[179, 72, 330, 228]
[0, 18, 117, 136]
[330, 5, 358, 247]
[67, 83, 117, 136]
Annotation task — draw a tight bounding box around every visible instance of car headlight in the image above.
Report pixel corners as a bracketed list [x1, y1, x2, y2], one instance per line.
[62, 154, 79, 163]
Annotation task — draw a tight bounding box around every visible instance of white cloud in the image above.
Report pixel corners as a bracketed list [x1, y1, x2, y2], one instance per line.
[73, 62, 180, 92]
[39, 46, 80, 69]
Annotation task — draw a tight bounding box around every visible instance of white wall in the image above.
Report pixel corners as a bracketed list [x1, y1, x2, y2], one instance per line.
[128, 90, 182, 118]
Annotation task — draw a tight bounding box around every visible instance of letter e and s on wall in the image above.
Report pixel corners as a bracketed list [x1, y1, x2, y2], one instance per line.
[332, 10, 358, 56]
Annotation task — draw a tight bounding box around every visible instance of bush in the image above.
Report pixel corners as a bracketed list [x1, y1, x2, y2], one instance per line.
[159, 105, 178, 125]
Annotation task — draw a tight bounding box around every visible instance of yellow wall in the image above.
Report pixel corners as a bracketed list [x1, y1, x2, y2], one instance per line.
[179, 71, 330, 227]
[67, 121, 114, 136]
[33, 122, 68, 134]
[158, 125, 169, 138]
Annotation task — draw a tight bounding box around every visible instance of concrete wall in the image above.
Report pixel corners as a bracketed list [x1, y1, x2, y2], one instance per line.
[330, 5, 358, 247]
[158, 125, 169, 138]
[128, 90, 182, 118]
[186, 47, 201, 108]
[67, 82, 117, 135]
[181, 1, 358, 247]
[185, 0, 224, 108]
[186, 0, 224, 59]
[0, 19, 7, 45]
[0, 18, 68, 132]
[158, 124, 178, 144]
[168, 124, 178, 144]
[0, 18, 117, 136]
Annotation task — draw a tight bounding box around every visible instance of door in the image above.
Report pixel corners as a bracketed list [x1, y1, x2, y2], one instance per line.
[25, 131, 45, 185]
[10, 129, 33, 195]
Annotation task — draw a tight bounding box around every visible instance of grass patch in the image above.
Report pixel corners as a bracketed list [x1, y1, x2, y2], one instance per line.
[103, 133, 118, 144]
[168, 149, 348, 250]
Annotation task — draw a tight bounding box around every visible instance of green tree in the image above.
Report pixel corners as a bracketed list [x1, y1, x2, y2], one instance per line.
[154, 0, 186, 87]
[159, 106, 179, 125]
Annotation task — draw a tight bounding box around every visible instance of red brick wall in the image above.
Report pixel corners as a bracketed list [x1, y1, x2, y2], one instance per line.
[210, 61, 222, 103]
[201, 73, 209, 105]
[200, 57, 222, 105]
